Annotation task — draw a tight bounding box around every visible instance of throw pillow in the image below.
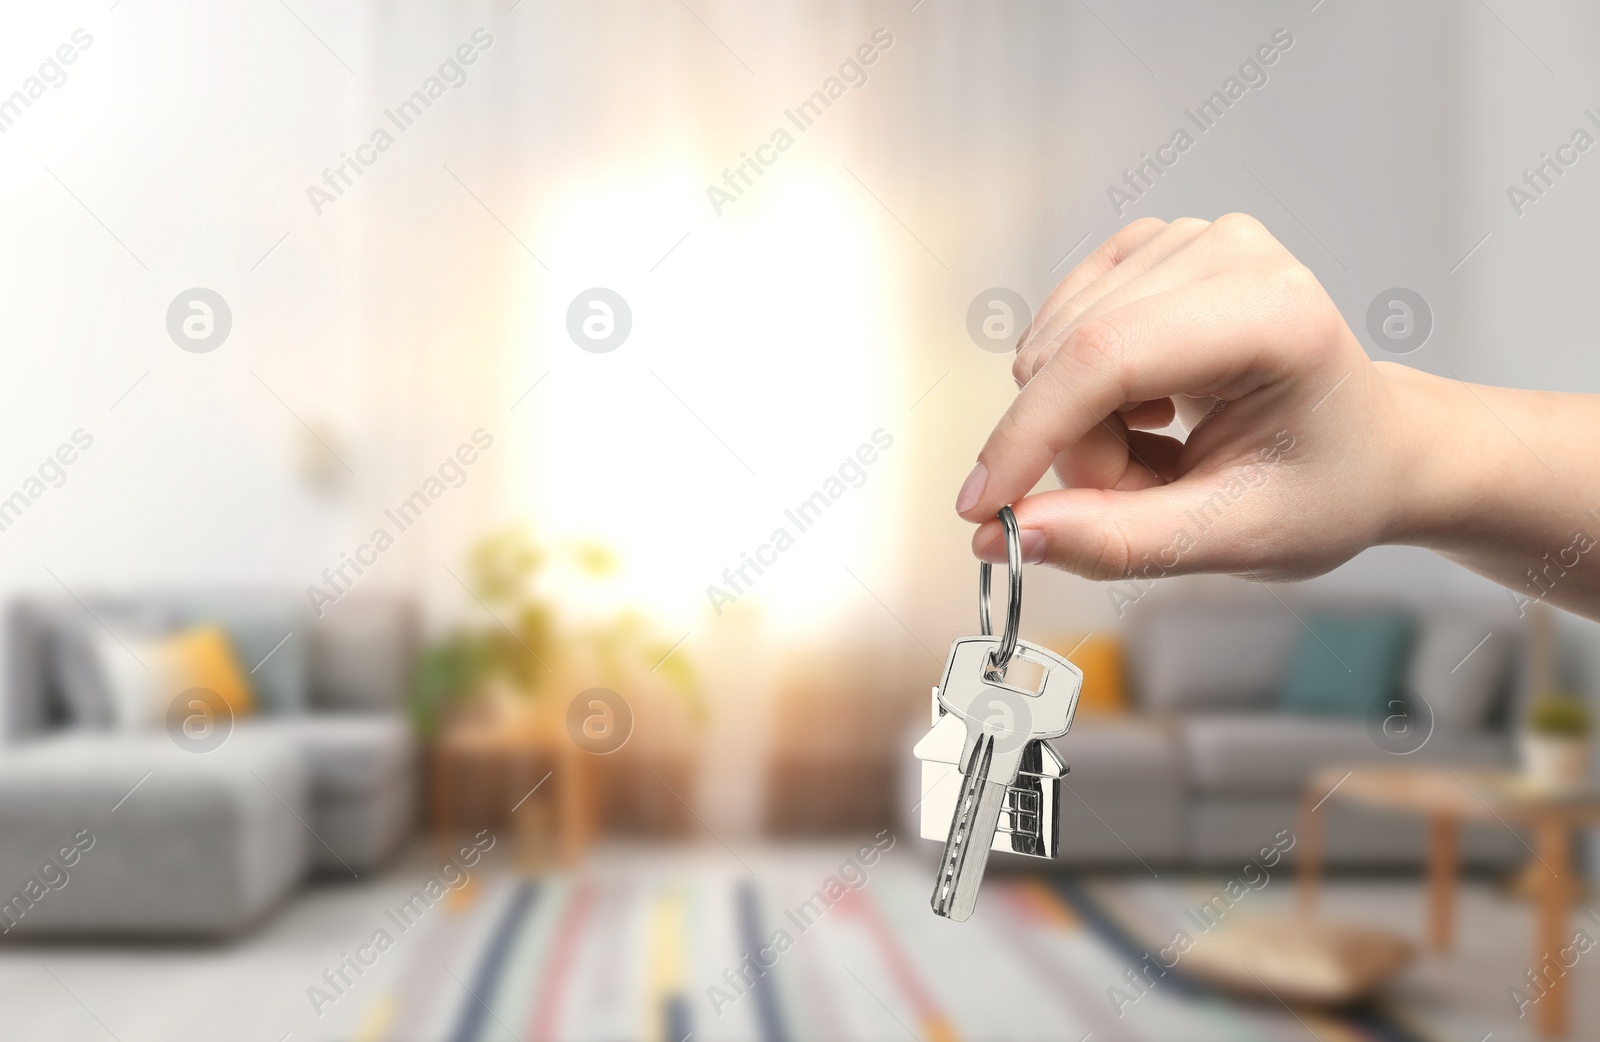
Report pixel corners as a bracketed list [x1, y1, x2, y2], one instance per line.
[84, 624, 257, 730]
[88, 631, 170, 730]
[179, 605, 306, 716]
[1279, 611, 1416, 718]
[1407, 618, 1511, 731]
[163, 625, 256, 721]
[1052, 634, 1126, 715]
[52, 624, 114, 728]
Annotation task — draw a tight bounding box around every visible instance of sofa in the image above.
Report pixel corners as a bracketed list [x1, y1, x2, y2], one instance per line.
[905, 590, 1531, 869]
[0, 593, 417, 938]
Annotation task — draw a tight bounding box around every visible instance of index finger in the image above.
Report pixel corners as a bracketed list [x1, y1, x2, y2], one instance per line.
[1021, 218, 1167, 348]
[956, 276, 1287, 522]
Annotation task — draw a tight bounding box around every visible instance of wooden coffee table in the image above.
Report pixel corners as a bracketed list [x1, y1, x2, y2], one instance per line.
[1298, 765, 1600, 1038]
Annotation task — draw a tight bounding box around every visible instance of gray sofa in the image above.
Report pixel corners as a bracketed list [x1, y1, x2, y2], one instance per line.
[906, 591, 1530, 869]
[0, 593, 417, 938]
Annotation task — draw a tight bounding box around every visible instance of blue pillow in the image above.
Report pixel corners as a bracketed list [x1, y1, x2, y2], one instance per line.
[1279, 612, 1416, 718]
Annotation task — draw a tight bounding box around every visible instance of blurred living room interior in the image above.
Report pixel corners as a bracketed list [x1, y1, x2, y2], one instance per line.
[5, 1, 1600, 1040]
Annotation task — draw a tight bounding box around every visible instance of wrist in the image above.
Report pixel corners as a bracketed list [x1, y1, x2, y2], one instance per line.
[1374, 362, 1538, 552]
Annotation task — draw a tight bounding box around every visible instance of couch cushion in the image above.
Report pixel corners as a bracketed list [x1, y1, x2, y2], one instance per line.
[1407, 614, 1514, 732]
[0, 729, 309, 936]
[1047, 718, 1187, 862]
[308, 598, 415, 712]
[1127, 599, 1302, 713]
[1279, 611, 1416, 718]
[1183, 714, 1513, 796]
[246, 716, 414, 872]
[1054, 717, 1183, 778]
[251, 715, 413, 796]
[50, 622, 113, 728]
[0, 726, 305, 802]
[42, 603, 179, 731]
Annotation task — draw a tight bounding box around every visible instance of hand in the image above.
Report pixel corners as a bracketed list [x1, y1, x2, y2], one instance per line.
[957, 214, 1417, 584]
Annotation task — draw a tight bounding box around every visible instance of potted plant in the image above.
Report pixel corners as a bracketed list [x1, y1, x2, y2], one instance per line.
[1521, 694, 1593, 790]
[410, 525, 700, 736]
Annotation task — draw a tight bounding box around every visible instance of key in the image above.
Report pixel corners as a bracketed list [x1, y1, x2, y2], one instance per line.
[928, 635, 1081, 921]
[914, 695, 1066, 859]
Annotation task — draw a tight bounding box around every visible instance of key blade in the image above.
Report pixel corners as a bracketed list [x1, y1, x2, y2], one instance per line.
[931, 733, 1006, 921]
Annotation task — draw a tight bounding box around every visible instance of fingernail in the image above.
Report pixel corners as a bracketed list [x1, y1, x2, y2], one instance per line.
[1020, 529, 1047, 563]
[955, 462, 987, 514]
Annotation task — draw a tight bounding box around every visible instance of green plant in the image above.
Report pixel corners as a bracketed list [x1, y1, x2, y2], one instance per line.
[1528, 694, 1592, 739]
[411, 631, 493, 736]
[408, 525, 700, 734]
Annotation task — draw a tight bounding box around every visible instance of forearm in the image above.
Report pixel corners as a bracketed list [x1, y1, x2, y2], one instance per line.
[1385, 362, 1600, 618]
[969, 216, 1600, 609]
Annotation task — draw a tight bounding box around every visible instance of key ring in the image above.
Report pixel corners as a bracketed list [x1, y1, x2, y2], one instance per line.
[977, 505, 1022, 676]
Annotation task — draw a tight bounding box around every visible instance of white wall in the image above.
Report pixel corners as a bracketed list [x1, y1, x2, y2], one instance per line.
[4, 1, 1599, 798]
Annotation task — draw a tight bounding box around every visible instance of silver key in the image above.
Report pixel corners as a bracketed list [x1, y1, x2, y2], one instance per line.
[918, 504, 1081, 921]
[914, 684, 1067, 859]
[928, 635, 1081, 920]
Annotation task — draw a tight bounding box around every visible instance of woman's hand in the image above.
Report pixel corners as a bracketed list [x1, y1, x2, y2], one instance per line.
[958, 214, 1425, 584]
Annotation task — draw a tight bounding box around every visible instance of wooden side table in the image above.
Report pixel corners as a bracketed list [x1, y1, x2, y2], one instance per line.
[1298, 766, 1600, 1039]
[430, 719, 599, 867]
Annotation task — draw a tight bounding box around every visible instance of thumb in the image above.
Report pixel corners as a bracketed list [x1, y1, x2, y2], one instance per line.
[972, 484, 1246, 582]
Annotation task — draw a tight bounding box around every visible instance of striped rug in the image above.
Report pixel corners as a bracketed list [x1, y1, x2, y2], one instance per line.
[352, 854, 1435, 1042]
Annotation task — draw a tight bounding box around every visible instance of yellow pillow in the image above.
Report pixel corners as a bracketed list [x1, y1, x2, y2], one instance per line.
[1050, 634, 1126, 715]
[160, 625, 256, 721]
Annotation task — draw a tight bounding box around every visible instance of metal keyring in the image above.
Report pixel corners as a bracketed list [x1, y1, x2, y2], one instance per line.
[978, 505, 1022, 676]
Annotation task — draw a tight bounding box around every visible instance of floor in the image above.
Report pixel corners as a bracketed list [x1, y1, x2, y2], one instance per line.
[1, 840, 1594, 1042]
[1086, 870, 1599, 1042]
